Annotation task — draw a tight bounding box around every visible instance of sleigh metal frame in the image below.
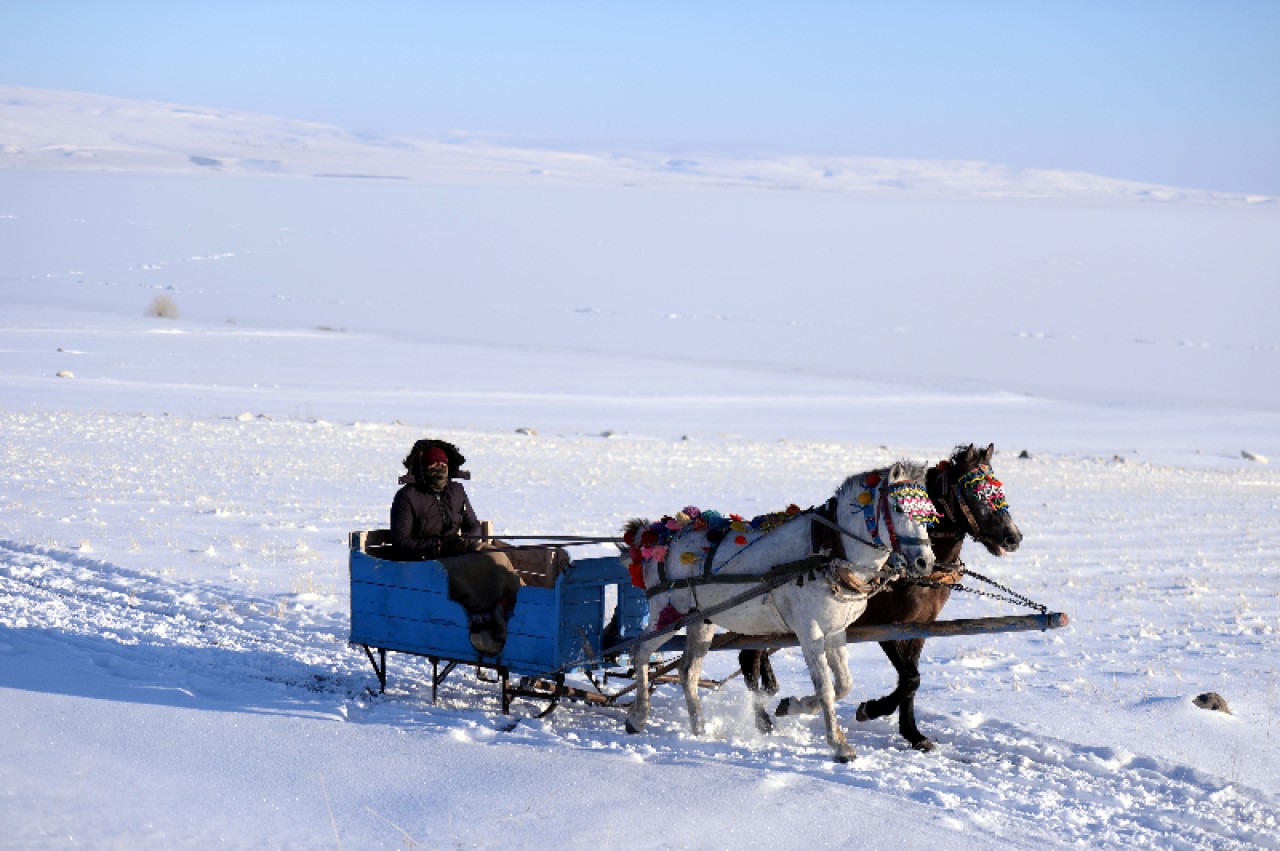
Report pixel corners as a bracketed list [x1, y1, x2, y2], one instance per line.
[348, 528, 1068, 716]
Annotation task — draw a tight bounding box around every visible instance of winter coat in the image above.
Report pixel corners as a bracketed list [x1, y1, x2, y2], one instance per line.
[390, 481, 481, 559]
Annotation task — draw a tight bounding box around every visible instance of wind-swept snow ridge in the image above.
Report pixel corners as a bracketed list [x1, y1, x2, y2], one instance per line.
[1, 84, 1271, 203]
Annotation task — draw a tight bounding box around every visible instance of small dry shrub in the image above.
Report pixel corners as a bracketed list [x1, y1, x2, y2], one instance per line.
[145, 295, 180, 319]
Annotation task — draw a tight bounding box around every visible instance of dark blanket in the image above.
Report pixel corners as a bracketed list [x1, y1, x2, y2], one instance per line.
[441, 550, 523, 656]
[442, 550, 522, 612]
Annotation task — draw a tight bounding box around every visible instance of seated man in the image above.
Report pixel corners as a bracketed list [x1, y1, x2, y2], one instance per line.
[390, 439, 521, 656]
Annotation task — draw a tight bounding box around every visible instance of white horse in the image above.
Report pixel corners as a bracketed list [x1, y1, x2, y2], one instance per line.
[622, 462, 939, 762]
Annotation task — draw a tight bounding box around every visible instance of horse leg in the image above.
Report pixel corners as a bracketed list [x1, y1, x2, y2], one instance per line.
[681, 621, 717, 736]
[625, 636, 664, 734]
[894, 639, 933, 751]
[773, 641, 852, 714]
[827, 643, 852, 702]
[856, 640, 908, 722]
[797, 631, 856, 763]
[856, 638, 933, 751]
[739, 649, 777, 734]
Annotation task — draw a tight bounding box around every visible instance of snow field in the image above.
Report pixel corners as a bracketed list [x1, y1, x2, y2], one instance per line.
[3, 408, 1278, 847]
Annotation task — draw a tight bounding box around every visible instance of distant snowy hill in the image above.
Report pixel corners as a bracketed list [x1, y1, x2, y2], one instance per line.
[2, 84, 1273, 204]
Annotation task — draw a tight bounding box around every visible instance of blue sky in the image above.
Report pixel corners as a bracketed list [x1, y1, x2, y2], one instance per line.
[2, 1, 1278, 194]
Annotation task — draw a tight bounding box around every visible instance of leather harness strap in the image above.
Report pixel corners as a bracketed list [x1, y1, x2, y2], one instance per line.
[927, 463, 979, 543]
[811, 498, 846, 560]
[878, 481, 900, 553]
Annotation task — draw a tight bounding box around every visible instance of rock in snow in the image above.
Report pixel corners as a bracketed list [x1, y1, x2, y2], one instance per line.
[1193, 692, 1232, 714]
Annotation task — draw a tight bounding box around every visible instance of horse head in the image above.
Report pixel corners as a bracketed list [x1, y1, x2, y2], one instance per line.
[834, 462, 937, 580]
[936, 443, 1023, 556]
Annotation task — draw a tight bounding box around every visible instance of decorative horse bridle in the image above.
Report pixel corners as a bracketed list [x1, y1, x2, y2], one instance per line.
[926, 460, 1008, 551]
[813, 472, 938, 570]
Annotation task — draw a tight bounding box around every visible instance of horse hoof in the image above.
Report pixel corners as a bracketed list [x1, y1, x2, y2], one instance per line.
[833, 748, 856, 764]
[775, 698, 792, 717]
[911, 738, 936, 752]
[855, 702, 870, 722]
[625, 720, 643, 735]
[754, 711, 774, 735]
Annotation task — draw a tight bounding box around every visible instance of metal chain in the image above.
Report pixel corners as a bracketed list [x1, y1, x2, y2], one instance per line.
[907, 562, 1048, 614]
[960, 566, 1048, 613]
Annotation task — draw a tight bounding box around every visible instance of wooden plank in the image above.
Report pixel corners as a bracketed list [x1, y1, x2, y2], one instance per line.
[350, 552, 449, 594]
[650, 613, 1070, 653]
[560, 555, 629, 584]
[352, 576, 559, 628]
[351, 615, 559, 673]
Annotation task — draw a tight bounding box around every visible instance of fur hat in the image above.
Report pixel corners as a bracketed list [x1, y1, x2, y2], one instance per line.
[401, 439, 470, 482]
[424, 446, 449, 466]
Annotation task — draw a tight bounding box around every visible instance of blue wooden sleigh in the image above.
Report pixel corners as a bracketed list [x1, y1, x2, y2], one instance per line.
[348, 529, 652, 713]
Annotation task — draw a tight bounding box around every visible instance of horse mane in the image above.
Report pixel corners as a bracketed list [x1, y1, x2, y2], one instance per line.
[835, 460, 927, 497]
[894, 459, 928, 482]
[948, 444, 974, 466]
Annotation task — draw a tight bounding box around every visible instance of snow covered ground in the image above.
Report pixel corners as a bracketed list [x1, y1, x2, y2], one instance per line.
[2, 88, 1279, 848]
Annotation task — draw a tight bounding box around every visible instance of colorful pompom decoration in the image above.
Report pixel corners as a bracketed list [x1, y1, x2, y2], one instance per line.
[656, 603, 681, 631]
[958, 465, 1009, 512]
[628, 502, 808, 571]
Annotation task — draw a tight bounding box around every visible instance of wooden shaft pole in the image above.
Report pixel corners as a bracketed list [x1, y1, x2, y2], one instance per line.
[653, 612, 1069, 653]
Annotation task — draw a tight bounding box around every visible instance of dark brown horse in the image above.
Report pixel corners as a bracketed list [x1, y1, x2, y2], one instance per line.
[741, 443, 1022, 751]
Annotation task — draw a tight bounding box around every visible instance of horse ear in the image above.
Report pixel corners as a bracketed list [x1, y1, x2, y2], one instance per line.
[982, 443, 995, 462]
[888, 462, 904, 481]
[962, 444, 977, 464]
